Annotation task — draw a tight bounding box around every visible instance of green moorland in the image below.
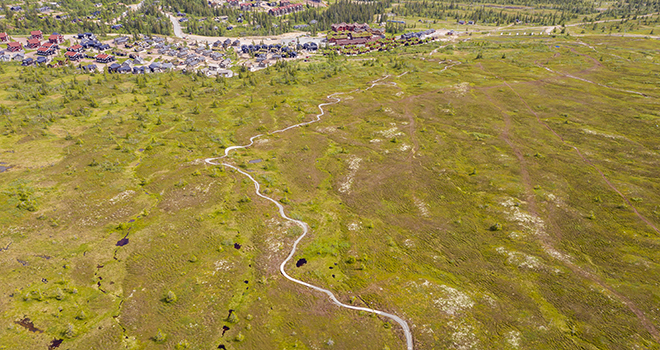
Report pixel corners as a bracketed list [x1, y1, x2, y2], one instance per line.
[0, 35, 660, 350]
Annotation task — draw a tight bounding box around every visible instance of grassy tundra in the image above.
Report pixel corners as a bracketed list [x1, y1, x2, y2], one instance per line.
[0, 35, 659, 349]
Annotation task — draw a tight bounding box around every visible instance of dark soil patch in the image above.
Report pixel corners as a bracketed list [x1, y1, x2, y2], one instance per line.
[15, 318, 43, 333]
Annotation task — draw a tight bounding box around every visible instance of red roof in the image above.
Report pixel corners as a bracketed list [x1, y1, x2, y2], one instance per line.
[65, 51, 80, 57]
[335, 37, 369, 46]
[28, 38, 41, 44]
[97, 54, 109, 59]
[43, 42, 55, 47]
[69, 44, 82, 50]
[49, 34, 62, 39]
[31, 30, 42, 35]
[37, 47, 51, 52]
[0, 33, 7, 38]
[7, 42, 22, 47]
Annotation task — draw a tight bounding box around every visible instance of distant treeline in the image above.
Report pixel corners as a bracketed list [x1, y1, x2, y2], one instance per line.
[0, 1, 126, 35]
[0, 0, 168, 37]
[164, 0, 387, 36]
[401, 0, 593, 25]
[599, 0, 660, 19]
[400, 0, 660, 25]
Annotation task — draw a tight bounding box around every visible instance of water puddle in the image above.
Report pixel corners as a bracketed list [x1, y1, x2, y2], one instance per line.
[296, 258, 307, 267]
[15, 318, 43, 333]
[0, 242, 11, 252]
[116, 225, 132, 247]
[48, 339, 63, 349]
[248, 159, 262, 164]
[0, 165, 11, 173]
[16, 258, 28, 266]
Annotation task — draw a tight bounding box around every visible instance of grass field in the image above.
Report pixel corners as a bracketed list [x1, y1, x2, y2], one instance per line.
[0, 34, 659, 349]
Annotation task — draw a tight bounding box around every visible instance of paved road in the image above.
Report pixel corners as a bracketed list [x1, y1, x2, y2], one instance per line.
[167, 13, 185, 38]
[205, 76, 414, 350]
[166, 12, 318, 46]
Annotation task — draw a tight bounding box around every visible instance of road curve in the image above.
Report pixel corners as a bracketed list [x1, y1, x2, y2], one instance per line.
[204, 76, 414, 350]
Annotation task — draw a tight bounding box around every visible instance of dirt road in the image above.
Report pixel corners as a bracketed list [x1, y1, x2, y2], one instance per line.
[204, 76, 414, 350]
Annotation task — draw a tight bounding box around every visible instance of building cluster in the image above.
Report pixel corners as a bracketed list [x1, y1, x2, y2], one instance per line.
[331, 29, 436, 56]
[212, 38, 242, 49]
[327, 23, 385, 46]
[268, 3, 304, 16]
[225, 0, 259, 11]
[0, 30, 188, 73]
[400, 29, 436, 40]
[76, 32, 111, 51]
[220, 0, 306, 16]
[1, 31, 65, 64]
[240, 43, 299, 60]
[238, 43, 301, 69]
[107, 61, 175, 74]
[151, 43, 233, 68]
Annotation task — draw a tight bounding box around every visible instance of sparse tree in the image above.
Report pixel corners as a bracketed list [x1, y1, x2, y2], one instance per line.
[165, 290, 177, 303]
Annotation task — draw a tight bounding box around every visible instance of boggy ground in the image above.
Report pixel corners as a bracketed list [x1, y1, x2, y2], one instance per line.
[0, 35, 659, 349]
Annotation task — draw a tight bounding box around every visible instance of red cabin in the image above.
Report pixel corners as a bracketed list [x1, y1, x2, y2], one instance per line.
[30, 30, 43, 40]
[26, 38, 41, 48]
[65, 51, 83, 61]
[37, 46, 56, 56]
[67, 44, 83, 52]
[7, 42, 23, 52]
[48, 33, 64, 44]
[95, 53, 115, 63]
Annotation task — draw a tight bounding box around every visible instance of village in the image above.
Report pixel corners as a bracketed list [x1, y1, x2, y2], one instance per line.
[0, 20, 449, 76]
[1, 30, 270, 76]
